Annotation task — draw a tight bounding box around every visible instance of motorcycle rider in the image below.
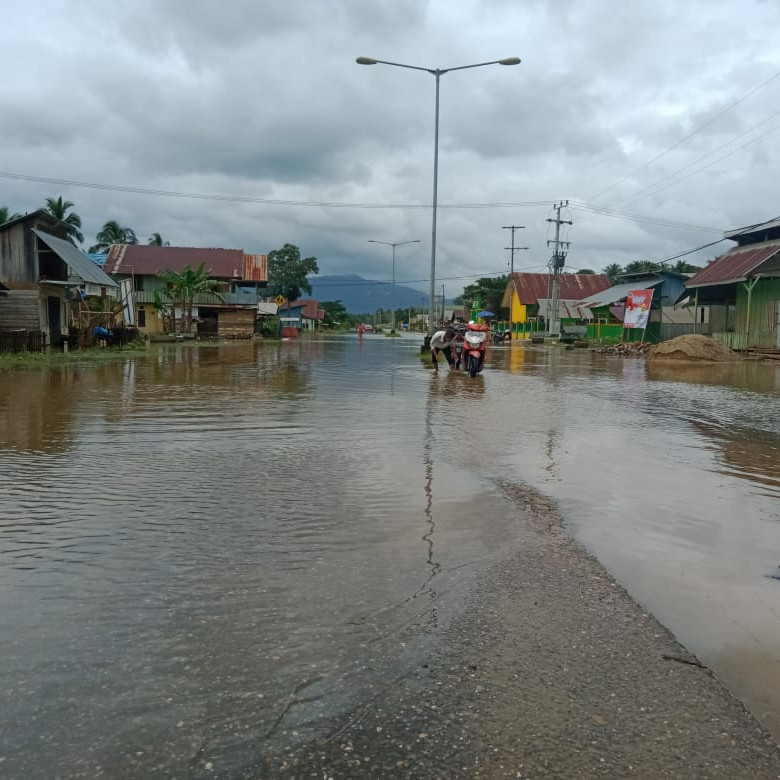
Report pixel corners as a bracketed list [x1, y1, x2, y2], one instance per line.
[429, 327, 457, 371]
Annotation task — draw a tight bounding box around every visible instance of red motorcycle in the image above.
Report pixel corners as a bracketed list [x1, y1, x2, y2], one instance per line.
[462, 322, 488, 377]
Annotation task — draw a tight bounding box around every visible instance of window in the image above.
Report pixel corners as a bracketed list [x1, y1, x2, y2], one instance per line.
[138, 307, 146, 328]
[134, 276, 144, 292]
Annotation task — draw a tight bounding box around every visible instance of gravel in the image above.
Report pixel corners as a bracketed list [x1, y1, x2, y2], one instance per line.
[246, 482, 780, 778]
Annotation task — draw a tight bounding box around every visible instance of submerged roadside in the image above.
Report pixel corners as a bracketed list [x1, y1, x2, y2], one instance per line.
[245, 482, 780, 778]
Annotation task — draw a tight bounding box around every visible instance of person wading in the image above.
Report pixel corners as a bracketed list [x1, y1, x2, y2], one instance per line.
[429, 327, 457, 371]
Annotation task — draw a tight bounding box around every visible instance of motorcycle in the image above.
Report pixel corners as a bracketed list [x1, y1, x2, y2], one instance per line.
[462, 322, 488, 377]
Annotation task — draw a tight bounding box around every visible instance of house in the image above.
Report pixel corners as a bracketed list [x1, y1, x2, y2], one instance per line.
[684, 217, 780, 350]
[500, 272, 610, 340]
[104, 244, 267, 339]
[0, 211, 117, 350]
[574, 270, 700, 342]
[278, 299, 324, 335]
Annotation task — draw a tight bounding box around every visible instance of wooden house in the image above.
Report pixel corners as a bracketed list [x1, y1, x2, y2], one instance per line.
[684, 217, 780, 350]
[0, 211, 117, 349]
[104, 245, 267, 339]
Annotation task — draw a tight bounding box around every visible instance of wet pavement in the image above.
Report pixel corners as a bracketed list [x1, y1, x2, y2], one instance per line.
[0, 336, 778, 777]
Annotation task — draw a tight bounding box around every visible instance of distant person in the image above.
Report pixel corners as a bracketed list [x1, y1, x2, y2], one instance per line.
[429, 327, 456, 371]
[357, 323, 366, 337]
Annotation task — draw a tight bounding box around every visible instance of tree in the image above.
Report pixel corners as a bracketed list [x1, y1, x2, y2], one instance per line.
[320, 300, 349, 329]
[604, 263, 623, 285]
[267, 243, 319, 303]
[0, 206, 21, 224]
[460, 275, 508, 317]
[89, 221, 138, 253]
[670, 259, 703, 274]
[44, 196, 84, 245]
[148, 232, 170, 246]
[576, 268, 596, 274]
[157, 263, 224, 334]
[623, 259, 661, 275]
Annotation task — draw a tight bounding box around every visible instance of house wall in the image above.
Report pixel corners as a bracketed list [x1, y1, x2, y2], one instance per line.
[735, 277, 780, 347]
[217, 309, 255, 338]
[0, 289, 40, 330]
[0, 222, 39, 288]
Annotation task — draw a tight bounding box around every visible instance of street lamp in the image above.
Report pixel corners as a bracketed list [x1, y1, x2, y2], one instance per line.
[368, 239, 420, 331]
[357, 55, 521, 327]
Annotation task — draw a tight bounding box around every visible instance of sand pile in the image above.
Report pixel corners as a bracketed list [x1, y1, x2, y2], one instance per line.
[646, 334, 739, 362]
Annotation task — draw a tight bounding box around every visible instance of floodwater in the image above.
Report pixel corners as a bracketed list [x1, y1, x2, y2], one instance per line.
[0, 336, 778, 776]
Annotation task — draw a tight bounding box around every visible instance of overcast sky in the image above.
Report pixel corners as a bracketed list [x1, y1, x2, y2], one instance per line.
[2, 0, 779, 295]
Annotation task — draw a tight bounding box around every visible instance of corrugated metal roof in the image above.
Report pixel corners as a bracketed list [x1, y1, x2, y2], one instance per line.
[724, 216, 780, 240]
[685, 242, 780, 287]
[537, 299, 593, 319]
[33, 229, 117, 287]
[505, 272, 611, 305]
[242, 253, 268, 282]
[105, 245, 251, 280]
[575, 280, 661, 309]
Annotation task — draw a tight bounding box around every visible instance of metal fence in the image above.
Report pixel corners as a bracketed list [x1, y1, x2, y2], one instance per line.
[658, 322, 711, 341]
[0, 329, 46, 353]
[712, 330, 778, 350]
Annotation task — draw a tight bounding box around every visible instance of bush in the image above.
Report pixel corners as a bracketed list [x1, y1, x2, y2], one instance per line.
[256, 316, 280, 337]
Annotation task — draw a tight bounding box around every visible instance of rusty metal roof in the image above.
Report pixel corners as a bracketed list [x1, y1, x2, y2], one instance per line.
[685, 242, 780, 288]
[505, 272, 611, 306]
[104, 245, 267, 282]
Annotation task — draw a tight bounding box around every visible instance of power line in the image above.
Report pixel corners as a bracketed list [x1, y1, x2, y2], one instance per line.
[587, 67, 780, 202]
[569, 202, 721, 233]
[617, 119, 780, 209]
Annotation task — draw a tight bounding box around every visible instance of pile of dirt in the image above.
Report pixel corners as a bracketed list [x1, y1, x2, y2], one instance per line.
[646, 333, 740, 362]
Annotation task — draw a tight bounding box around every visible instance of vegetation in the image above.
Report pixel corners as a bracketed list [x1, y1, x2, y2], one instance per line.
[155, 263, 224, 334]
[605, 259, 702, 284]
[256, 315, 280, 337]
[459, 275, 509, 318]
[44, 196, 84, 245]
[0, 344, 146, 371]
[89, 220, 138, 253]
[148, 232, 170, 246]
[267, 243, 319, 303]
[0, 206, 21, 224]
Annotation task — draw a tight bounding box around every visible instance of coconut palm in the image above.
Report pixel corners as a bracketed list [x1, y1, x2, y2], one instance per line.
[147, 232, 170, 246]
[157, 263, 224, 333]
[44, 196, 84, 245]
[0, 206, 22, 225]
[604, 263, 623, 285]
[89, 220, 138, 253]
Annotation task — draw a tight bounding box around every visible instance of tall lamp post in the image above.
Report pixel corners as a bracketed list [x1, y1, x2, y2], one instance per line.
[357, 55, 521, 328]
[368, 239, 420, 331]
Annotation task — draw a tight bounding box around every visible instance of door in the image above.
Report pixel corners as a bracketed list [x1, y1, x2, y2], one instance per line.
[47, 296, 62, 347]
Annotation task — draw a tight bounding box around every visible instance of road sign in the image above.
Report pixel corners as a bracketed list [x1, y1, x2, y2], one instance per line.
[275, 295, 286, 306]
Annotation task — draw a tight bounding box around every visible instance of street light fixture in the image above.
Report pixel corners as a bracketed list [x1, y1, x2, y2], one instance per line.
[368, 239, 420, 331]
[357, 55, 521, 328]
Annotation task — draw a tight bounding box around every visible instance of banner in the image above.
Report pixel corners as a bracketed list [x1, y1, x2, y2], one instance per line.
[624, 289, 654, 329]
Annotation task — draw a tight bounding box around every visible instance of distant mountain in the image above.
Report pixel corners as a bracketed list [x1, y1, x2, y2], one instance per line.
[309, 274, 431, 314]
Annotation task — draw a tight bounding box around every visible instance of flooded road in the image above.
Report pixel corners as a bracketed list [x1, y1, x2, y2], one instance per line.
[1, 336, 778, 777]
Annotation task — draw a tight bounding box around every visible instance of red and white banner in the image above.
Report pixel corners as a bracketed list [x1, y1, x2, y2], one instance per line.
[624, 289, 654, 329]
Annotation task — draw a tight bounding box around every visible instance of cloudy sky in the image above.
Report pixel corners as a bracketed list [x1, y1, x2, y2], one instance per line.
[2, 0, 780, 295]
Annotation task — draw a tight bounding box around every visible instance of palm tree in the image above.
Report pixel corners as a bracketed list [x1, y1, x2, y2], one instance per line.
[157, 263, 224, 334]
[604, 263, 623, 285]
[44, 196, 84, 245]
[0, 206, 21, 225]
[147, 232, 170, 247]
[89, 220, 138, 253]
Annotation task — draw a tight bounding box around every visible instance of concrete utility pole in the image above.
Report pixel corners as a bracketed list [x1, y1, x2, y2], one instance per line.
[546, 201, 572, 338]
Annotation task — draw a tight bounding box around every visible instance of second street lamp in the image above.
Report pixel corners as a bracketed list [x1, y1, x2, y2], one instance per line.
[357, 55, 521, 328]
[368, 239, 420, 331]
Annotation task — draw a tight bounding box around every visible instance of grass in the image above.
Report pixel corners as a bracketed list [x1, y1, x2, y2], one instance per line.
[0, 344, 148, 371]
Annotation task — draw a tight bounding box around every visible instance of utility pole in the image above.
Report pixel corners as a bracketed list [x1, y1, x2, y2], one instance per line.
[501, 225, 526, 276]
[546, 201, 572, 338]
[441, 283, 445, 324]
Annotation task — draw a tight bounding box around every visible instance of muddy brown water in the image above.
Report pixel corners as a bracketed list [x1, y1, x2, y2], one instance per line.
[1, 337, 778, 777]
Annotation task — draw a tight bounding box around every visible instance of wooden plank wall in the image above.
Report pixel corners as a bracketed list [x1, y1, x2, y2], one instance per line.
[0, 290, 41, 330]
[217, 309, 255, 338]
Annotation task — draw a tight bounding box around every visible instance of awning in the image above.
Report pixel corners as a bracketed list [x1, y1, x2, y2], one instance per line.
[575, 280, 661, 310]
[33, 229, 117, 288]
